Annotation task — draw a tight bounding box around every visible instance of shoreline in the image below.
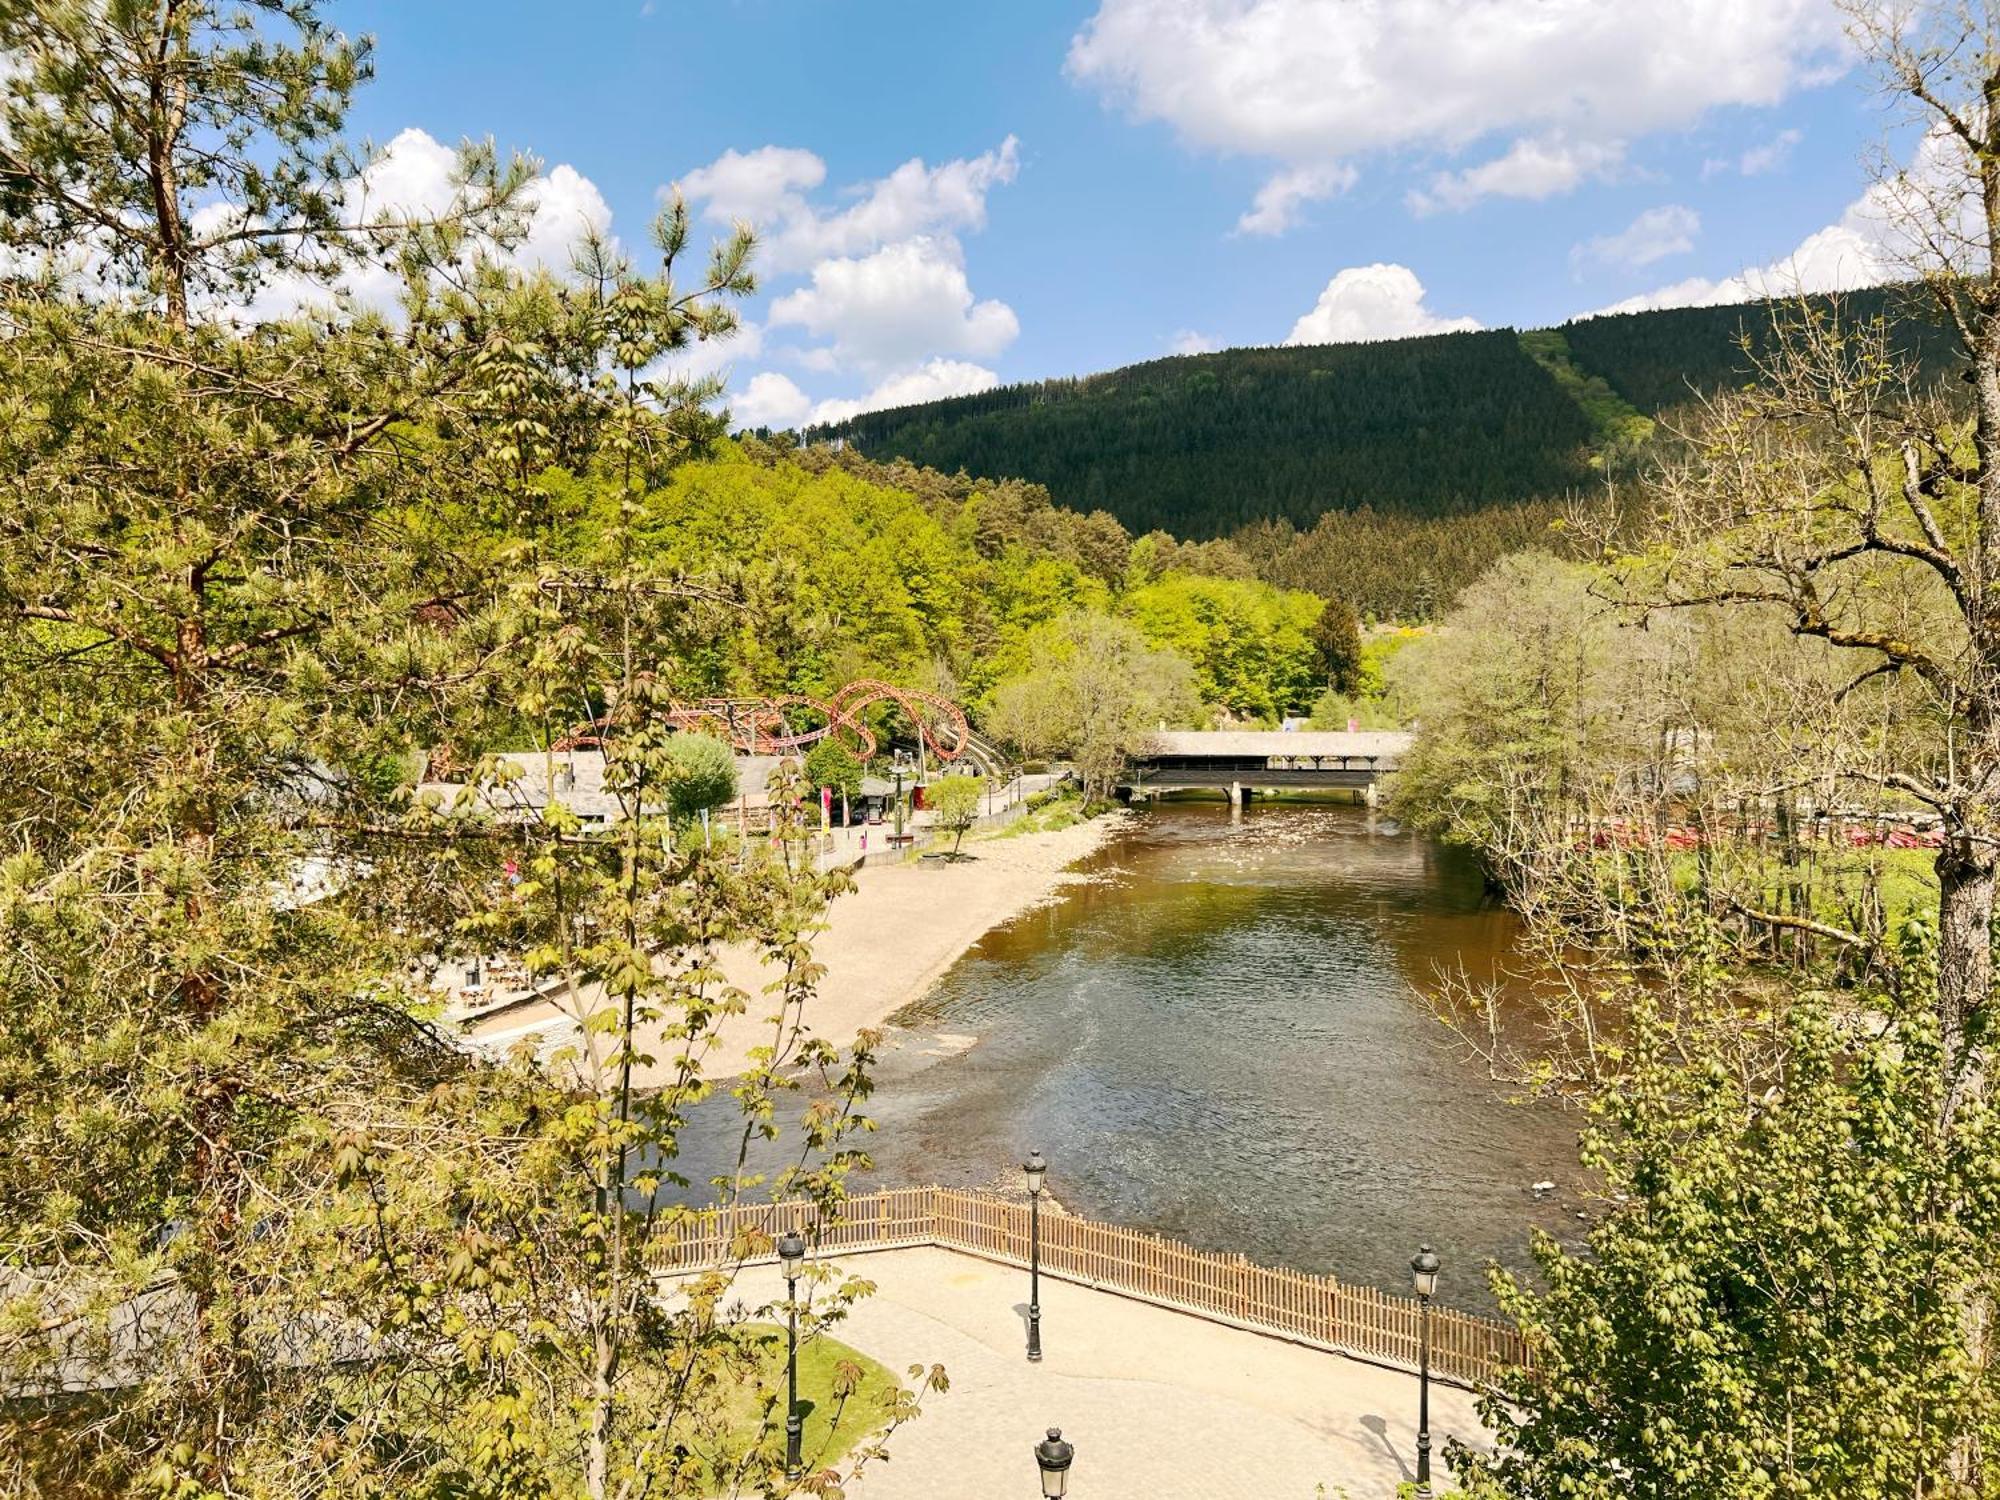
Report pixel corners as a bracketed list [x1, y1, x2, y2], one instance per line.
[690, 811, 1128, 1078]
[468, 811, 1128, 1081]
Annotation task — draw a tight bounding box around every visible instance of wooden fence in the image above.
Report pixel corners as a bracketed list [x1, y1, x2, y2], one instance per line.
[647, 1186, 1528, 1389]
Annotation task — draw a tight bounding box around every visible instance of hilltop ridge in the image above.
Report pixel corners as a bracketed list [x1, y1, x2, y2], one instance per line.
[798, 287, 1960, 545]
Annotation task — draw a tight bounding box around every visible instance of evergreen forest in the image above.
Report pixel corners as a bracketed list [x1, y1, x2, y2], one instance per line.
[800, 286, 1963, 617]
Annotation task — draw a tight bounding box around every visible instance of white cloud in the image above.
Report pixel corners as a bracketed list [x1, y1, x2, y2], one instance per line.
[1285, 264, 1481, 345]
[678, 138, 1019, 274]
[860, 357, 1001, 410]
[732, 358, 1001, 430]
[228, 127, 615, 322]
[809, 358, 1002, 425]
[767, 236, 1018, 375]
[676, 145, 826, 228]
[1589, 219, 1888, 315]
[1740, 128, 1805, 176]
[1067, 0, 1849, 225]
[1408, 134, 1625, 215]
[514, 163, 617, 273]
[1236, 163, 1357, 235]
[1590, 127, 1971, 315]
[732, 370, 815, 429]
[1168, 329, 1219, 355]
[1572, 204, 1700, 274]
[678, 138, 1023, 424]
[1702, 127, 1805, 181]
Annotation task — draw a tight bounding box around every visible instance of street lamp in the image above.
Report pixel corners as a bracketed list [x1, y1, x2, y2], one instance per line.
[1033, 1427, 1074, 1497]
[779, 1229, 806, 1479]
[892, 750, 908, 844]
[1023, 1150, 1047, 1362]
[1411, 1244, 1441, 1500]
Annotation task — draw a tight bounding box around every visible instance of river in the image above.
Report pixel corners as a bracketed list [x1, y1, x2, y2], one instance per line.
[845, 803, 1582, 1312]
[676, 802, 1585, 1315]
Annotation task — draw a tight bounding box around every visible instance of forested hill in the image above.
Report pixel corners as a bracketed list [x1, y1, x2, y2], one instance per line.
[816, 331, 1595, 537]
[1558, 290, 1960, 412]
[804, 286, 1957, 542]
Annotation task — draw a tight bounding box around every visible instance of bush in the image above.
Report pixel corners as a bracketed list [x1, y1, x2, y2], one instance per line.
[803, 739, 864, 803]
[664, 733, 738, 820]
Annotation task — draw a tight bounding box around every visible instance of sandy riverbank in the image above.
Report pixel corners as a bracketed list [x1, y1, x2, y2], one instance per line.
[467, 812, 1126, 1081]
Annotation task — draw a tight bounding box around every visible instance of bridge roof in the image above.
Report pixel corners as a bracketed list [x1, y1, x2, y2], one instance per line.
[1141, 730, 1411, 759]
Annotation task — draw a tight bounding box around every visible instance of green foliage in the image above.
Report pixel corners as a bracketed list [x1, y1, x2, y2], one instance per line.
[925, 774, 986, 856]
[1309, 596, 1364, 695]
[0, 6, 929, 1495]
[1119, 573, 1322, 721]
[663, 731, 738, 818]
[984, 612, 1198, 801]
[0, 0, 387, 325]
[1387, 553, 1623, 858]
[1560, 285, 1957, 416]
[1236, 501, 1567, 623]
[988, 789, 1087, 838]
[1517, 328, 1654, 468]
[816, 333, 1600, 538]
[817, 294, 1960, 546]
[1460, 959, 2000, 1499]
[803, 738, 864, 801]
[1306, 688, 1404, 731]
[805, 290, 1963, 623]
[520, 440, 1328, 724]
[565, 442, 1117, 703]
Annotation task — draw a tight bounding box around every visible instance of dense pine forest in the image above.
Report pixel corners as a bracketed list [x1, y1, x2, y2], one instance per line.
[1558, 286, 1960, 413]
[810, 330, 1598, 536]
[798, 287, 1962, 618]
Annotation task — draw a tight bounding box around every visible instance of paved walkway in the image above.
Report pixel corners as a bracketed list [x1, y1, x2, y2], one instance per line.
[735, 1246, 1487, 1499]
[805, 771, 1065, 872]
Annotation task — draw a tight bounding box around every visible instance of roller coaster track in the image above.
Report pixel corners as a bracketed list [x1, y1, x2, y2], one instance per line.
[555, 679, 987, 766]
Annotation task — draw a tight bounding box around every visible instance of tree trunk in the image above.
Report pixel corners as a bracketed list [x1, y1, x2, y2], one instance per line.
[1937, 796, 1998, 1122]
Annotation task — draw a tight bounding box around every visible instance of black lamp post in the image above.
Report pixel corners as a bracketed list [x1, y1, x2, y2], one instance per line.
[1411, 1243, 1440, 1500]
[779, 1230, 806, 1479]
[893, 749, 909, 843]
[1033, 1427, 1074, 1497]
[1023, 1150, 1047, 1362]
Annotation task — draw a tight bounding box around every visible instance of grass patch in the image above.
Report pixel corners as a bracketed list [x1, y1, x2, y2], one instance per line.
[1667, 843, 1939, 930]
[5, 1325, 904, 1497]
[1518, 327, 1654, 465]
[983, 790, 1088, 839]
[699, 1321, 901, 1484]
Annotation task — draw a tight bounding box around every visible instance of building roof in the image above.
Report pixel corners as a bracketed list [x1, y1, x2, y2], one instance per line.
[1140, 730, 1412, 759]
[414, 750, 794, 823]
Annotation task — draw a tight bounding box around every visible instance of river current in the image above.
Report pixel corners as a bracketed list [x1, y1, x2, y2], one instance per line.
[844, 803, 1582, 1312]
[671, 803, 1584, 1313]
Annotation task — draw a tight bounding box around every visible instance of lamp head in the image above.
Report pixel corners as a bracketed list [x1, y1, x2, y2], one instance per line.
[777, 1230, 806, 1275]
[1411, 1243, 1441, 1299]
[1034, 1427, 1074, 1497]
[1023, 1150, 1047, 1196]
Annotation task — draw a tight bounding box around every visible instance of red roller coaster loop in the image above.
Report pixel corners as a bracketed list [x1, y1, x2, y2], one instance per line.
[554, 679, 972, 763]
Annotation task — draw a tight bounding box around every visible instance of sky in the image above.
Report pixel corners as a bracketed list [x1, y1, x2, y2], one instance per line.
[325, 0, 1917, 429]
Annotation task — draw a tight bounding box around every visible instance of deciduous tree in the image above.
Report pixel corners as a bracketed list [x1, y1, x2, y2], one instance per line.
[927, 774, 985, 858]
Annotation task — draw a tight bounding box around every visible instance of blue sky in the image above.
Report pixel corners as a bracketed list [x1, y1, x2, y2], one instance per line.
[327, 1, 1908, 427]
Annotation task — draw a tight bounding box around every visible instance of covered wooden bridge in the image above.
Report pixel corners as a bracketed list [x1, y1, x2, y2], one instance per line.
[1121, 730, 1411, 805]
